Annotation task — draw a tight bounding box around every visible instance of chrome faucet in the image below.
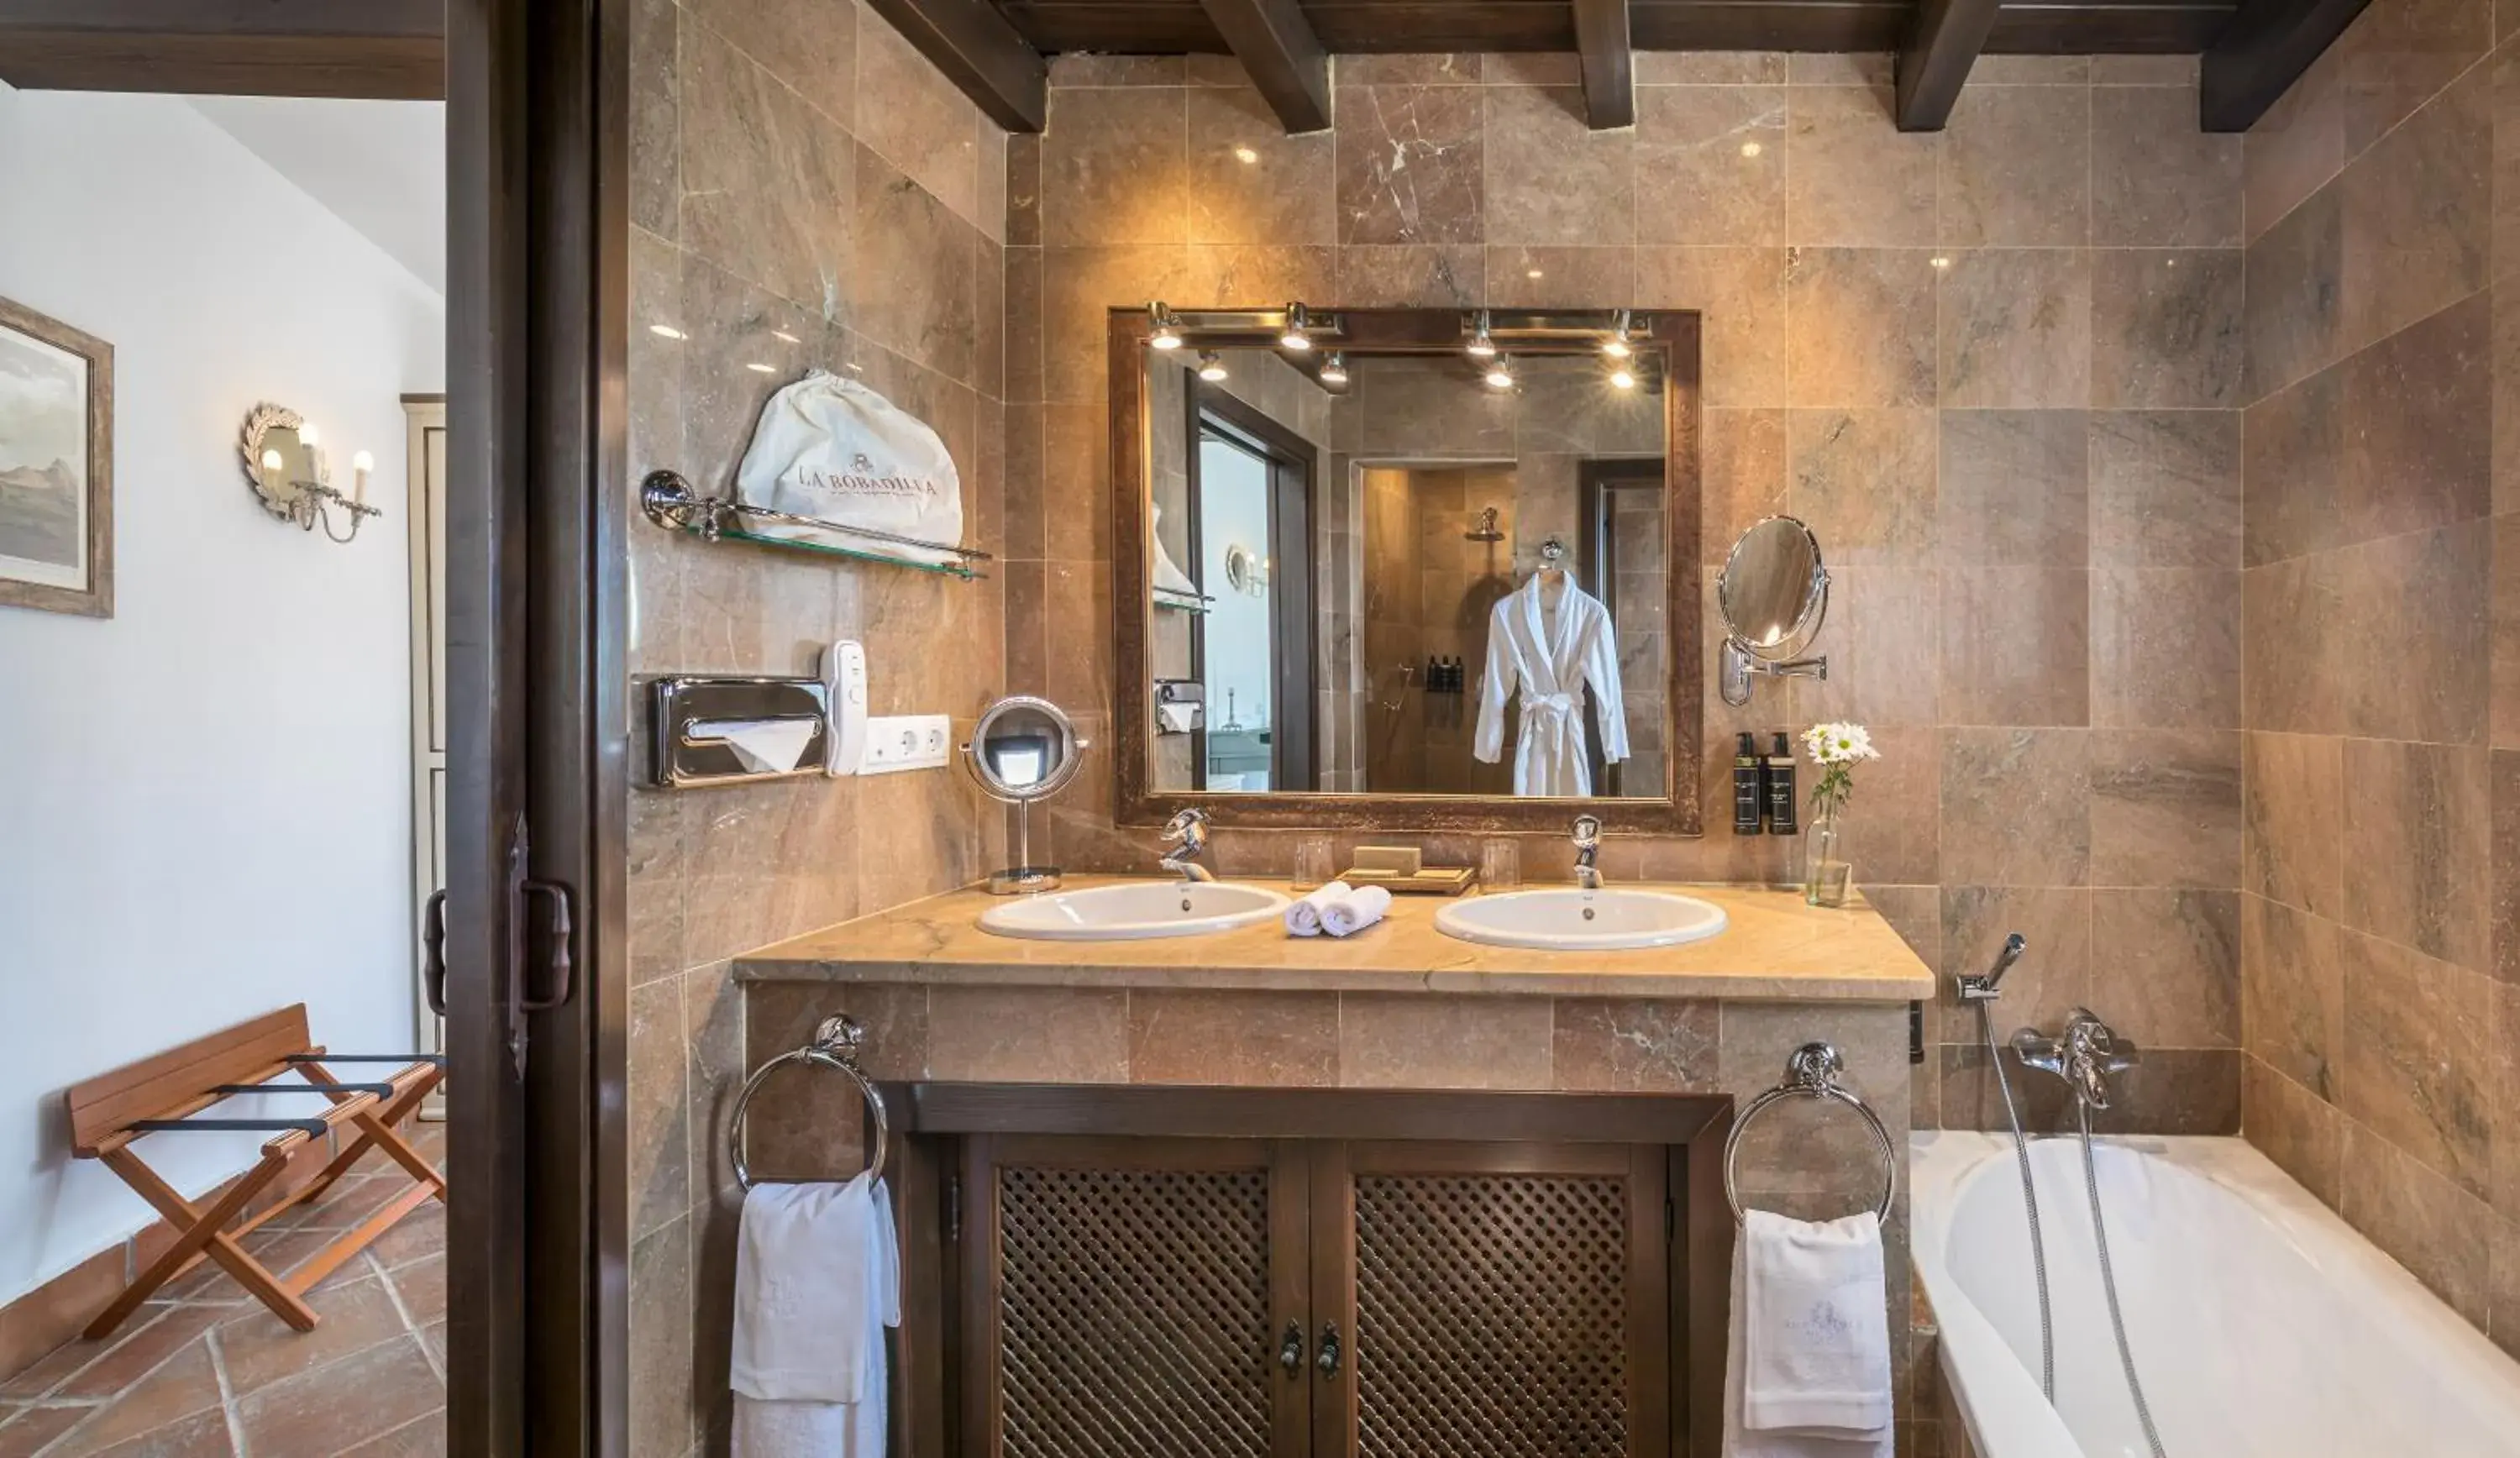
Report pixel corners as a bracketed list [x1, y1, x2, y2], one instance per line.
[2013, 1009, 2140, 1111]
[1158, 808, 1215, 883]
[1570, 814, 1604, 890]
[1956, 932, 2027, 1004]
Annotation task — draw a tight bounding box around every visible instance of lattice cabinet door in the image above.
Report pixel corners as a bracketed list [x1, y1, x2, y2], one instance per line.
[1310, 1141, 1675, 1458]
[963, 1135, 1314, 1458]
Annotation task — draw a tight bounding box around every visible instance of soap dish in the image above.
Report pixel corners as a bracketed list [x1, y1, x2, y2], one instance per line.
[1340, 864, 1478, 896]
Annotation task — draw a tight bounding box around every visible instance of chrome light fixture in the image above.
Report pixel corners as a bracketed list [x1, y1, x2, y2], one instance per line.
[1609, 364, 1637, 391]
[1196, 350, 1230, 382]
[1279, 302, 1314, 351]
[1148, 301, 1184, 350]
[1601, 308, 1634, 359]
[1465, 308, 1498, 359]
[1318, 350, 1349, 386]
[1483, 355, 1515, 391]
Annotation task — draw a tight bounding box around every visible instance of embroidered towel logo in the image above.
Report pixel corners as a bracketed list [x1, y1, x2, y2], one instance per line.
[1791, 1297, 1853, 1346]
[786, 464, 943, 506]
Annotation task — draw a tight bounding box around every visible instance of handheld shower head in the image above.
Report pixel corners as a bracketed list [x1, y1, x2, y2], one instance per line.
[1960, 932, 2027, 1003]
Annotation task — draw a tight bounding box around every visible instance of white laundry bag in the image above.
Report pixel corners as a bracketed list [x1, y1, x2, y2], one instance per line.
[733, 368, 963, 568]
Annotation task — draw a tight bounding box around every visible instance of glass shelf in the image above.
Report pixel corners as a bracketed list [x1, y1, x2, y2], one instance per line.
[1152, 589, 1212, 615]
[666, 522, 988, 580]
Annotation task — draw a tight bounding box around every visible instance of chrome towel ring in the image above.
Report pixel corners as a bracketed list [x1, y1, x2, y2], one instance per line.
[1722, 1041, 1894, 1227]
[728, 1014, 890, 1191]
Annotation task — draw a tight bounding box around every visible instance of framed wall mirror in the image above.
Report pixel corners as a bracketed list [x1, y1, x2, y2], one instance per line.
[1110, 307, 1703, 833]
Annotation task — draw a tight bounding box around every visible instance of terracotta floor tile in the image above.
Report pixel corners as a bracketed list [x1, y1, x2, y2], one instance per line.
[234, 1335, 440, 1458]
[45, 1342, 223, 1458]
[48, 1309, 226, 1402]
[384, 1256, 444, 1327]
[213, 1279, 407, 1401]
[363, 1205, 445, 1272]
[79, 1407, 234, 1458]
[338, 1410, 444, 1456]
[0, 1404, 95, 1458]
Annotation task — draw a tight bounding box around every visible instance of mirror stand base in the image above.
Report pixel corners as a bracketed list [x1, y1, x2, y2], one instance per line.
[987, 865, 1065, 896]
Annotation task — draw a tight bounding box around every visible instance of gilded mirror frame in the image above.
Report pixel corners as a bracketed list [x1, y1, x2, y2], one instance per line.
[1109, 307, 1704, 834]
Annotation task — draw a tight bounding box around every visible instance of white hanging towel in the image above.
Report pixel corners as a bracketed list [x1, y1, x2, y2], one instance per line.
[731, 1174, 900, 1458]
[1725, 1210, 1893, 1458]
[1472, 570, 1630, 796]
[734, 369, 964, 568]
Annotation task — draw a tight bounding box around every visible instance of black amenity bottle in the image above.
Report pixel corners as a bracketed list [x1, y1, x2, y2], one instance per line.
[1733, 732, 1765, 836]
[1764, 732, 1799, 836]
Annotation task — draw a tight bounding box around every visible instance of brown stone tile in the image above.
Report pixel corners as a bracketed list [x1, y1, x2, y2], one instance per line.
[1047, 53, 1184, 86]
[623, 1220, 692, 1458]
[1634, 86, 1785, 244]
[2492, 1214, 2520, 1360]
[1006, 133, 1041, 248]
[1788, 567, 1941, 728]
[2244, 892, 2345, 1099]
[1787, 408, 1935, 566]
[1700, 408, 1788, 566]
[627, 978, 690, 1240]
[2492, 978, 2520, 1216]
[2088, 729, 2242, 889]
[1482, 246, 1632, 308]
[2244, 1054, 2342, 1205]
[1826, 723, 1941, 886]
[1937, 885, 2092, 1043]
[2499, 518, 2520, 750]
[2244, 45, 2344, 245]
[46, 1340, 223, 1458]
[2092, 86, 2244, 247]
[2244, 732, 2344, 916]
[2095, 889, 2240, 1047]
[2090, 410, 2241, 569]
[677, 18, 855, 315]
[1040, 86, 1189, 247]
[1938, 85, 2089, 248]
[1337, 994, 1552, 1088]
[1940, 1041, 2234, 1135]
[2244, 183, 2345, 399]
[1336, 84, 1485, 244]
[1185, 84, 1336, 245]
[2240, 363, 2345, 566]
[2092, 249, 2245, 408]
[2092, 567, 2242, 730]
[1332, 54, 1483, 86]
[1551, 999, 1720, 1091]
[1937, 569, 2090, 727]
[1788, 53, 1893, 87]
[852, 146, 979, 383]
[683, 962, 745, 1204]
[1786, 248, 1937, 407]
[1637, 52, 1788, 84]
[853, 2, 980, 224]
[1939, 727, 2092, 886]
[1633, 246, 1787, 407]
[1785, 87, 1935, 245]
[2339, 60, 2491, 359]
[2339, 289, 2494, 545]
[1937, 249, 2092, 409]
[2336, 524, 2492, 743]
[627, 0, 678, 243]
[928, 986, 1129, 1082]
[2333, 0, 2495, 156]
[2339, 738, 2491, 972]
[1042, 401, 1111, 564]
[2341, 1118, 2492, 1323]
[1336, 244, 1483, 306]
[1721, 1001, 1910, 1194]
[1483, 84, 1632, 246]
[1126, 990, 1337, 1084]
[1866, 884, 1941, 969]
[1937, 410, 2086, 566]
[2240, 553, 2348, 736]
[2339, 927, 2494, 1196]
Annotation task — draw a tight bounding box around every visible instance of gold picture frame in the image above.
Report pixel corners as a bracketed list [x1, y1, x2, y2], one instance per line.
[0, 294, 113, 618]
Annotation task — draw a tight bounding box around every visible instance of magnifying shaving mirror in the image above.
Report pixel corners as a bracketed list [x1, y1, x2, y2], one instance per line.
[963, 695, 1087, 894]
[1716, 516, 1830, 705]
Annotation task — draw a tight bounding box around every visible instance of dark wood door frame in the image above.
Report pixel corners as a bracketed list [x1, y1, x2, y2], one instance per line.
[1186, 381, 1320, 793]
[1578, 459, 1666, 800]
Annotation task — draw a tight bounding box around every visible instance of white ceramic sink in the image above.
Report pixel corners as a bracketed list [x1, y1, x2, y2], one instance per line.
[1434, 888, 1729, 952]
[978, 881, 1293, 941]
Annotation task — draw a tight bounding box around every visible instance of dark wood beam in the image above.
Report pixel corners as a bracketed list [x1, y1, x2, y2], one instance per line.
[0, 0, 443, 99]
[2201, 0, 2374, 131]
[1194, 0, 1331, 132]
[863, 0, 1050, 134]
[1894, 0, 2002, 130]
[1572, 0, 1635, 129]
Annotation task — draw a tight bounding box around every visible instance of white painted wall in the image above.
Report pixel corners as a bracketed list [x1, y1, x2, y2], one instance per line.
[0, 85, 444, 1305]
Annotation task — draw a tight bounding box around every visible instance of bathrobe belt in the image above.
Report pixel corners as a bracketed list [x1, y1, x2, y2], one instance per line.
[1521, 690, 1584, 776]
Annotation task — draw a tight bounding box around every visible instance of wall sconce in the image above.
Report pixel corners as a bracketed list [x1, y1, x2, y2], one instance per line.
[1278, 302, 1314, 352]
[1464, 309, 1498, 360]
[1147, 302, 1184, 350]
[1196, 350, 1229, 382]
[239, 402, 381, 543]
[1318, 351, 1349, 386]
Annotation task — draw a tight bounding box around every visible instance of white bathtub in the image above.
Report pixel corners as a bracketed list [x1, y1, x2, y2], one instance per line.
[1911, 1132, 2520, 1457]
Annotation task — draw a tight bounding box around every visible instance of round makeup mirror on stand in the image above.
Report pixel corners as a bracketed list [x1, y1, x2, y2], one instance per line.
[963, 695, 1087, 894]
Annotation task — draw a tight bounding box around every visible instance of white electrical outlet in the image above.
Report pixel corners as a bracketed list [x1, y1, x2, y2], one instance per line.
[858, 713, 953, 774]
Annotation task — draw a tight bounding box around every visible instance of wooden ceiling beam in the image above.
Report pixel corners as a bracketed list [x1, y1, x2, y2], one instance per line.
[2200, 0, 2373, 131]
[1894, 0, 2002, 130]
[864, 0, 1051, 134]
[1194, 0, 1331, 132]
[1572, 0, 1636, 129]
[0, 0, 443, 99]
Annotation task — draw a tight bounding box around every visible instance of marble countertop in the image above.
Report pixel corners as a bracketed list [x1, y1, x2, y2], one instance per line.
[735, 878, 1936, 1001]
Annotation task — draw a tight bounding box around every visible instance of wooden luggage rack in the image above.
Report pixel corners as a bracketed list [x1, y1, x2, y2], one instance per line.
[66, 1004, 447, 1338]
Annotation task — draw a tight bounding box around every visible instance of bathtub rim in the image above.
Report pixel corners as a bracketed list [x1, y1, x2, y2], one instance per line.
[1911, 1130, 2520, 1458]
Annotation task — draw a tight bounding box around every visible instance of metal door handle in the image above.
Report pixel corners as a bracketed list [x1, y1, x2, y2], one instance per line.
[1278, 1321, 1305, 1373]
[520, 878, 574, 1011]
[1315, 1321, 1341, 1377]
[422, 889, 449, 1015]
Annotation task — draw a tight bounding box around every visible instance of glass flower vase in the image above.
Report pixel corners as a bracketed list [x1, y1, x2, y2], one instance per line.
[1803, 800, 1854, 908]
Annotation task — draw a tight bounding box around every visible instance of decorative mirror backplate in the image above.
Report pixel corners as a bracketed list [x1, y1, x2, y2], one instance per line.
[239, 401, 320, 521]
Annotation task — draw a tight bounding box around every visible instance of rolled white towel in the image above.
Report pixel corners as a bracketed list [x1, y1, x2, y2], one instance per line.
[1320, 884, 1394, 938]
[1284, 880, 1353, 937]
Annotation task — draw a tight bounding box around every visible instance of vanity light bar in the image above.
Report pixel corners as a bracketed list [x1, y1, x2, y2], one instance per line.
[1142, 303, 1347, 346]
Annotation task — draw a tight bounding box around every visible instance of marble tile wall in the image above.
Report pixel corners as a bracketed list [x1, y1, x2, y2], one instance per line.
[2234, 0, 2520, 1355]
[622, 1, 1011, 1451]
[1004, 52, 2251, 1145]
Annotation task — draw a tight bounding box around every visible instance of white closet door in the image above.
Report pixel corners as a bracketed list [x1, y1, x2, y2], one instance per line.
[404, 396, 449, 1095]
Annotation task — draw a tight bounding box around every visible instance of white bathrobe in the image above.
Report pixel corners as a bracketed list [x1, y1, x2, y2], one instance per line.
[1473, 570, 1630, 796]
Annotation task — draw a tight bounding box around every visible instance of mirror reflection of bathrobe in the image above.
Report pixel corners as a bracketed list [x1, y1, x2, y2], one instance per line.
[1473, 571, 1629, 796]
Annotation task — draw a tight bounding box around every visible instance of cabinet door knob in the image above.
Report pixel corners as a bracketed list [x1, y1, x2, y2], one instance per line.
[1278, 1321, 1305, 1373]
[1315, 1321, 1342, 1377]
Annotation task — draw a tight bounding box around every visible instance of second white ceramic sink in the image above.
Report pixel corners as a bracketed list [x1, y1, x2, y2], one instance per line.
[1434, 887, 1729, 952]
[978, 880, 1292, 941]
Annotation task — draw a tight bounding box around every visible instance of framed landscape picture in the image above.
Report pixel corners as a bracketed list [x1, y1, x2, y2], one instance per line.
[0, 295, 112, 617]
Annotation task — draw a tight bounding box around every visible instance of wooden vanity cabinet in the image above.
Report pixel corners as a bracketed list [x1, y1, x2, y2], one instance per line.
[885, 1086, 1730, 1458]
